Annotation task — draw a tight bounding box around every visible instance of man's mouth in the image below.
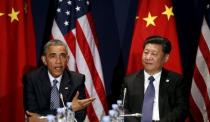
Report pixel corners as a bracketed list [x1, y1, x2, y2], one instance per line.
[145, 62, 153, 65]
[54, 67, 62, 70]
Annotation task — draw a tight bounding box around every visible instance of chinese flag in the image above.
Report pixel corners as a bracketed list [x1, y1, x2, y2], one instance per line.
[127, 0, 182, 74]
[0, 0, 36, 121]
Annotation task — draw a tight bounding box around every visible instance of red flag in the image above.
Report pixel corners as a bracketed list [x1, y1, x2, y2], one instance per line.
[127, 0, 182, 74]
[0, 0, 36, 121]
[190, 15, 210, 121]
[51, 0, 108, 121]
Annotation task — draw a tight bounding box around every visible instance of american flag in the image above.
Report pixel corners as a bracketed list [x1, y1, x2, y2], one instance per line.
[51, 0, 108, 121]
[190, 3, 210, 122]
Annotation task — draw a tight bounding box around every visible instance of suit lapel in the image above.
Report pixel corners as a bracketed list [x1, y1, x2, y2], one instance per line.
[38, 67, 51, 102]
[135, 71, 145, 113]
[59, 69, 72, 105]
[158, 69, 169, 118]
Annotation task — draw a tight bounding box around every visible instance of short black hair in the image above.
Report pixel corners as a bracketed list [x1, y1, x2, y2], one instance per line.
[143, 36, 172, 54]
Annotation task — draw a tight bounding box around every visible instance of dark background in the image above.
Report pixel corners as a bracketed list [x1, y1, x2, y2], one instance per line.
[31, 0, 207, 117]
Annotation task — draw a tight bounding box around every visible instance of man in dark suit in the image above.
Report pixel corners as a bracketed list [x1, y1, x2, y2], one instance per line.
[124, 36, 188, 122]
[23, 39, 95, 122]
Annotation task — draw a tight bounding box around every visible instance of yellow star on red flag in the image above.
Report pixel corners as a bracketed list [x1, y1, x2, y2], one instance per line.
[0, 12, 4, 16]
[162, 5, 174, 20]
[143, 12, 157, 27]
[8, 8, 20, 22]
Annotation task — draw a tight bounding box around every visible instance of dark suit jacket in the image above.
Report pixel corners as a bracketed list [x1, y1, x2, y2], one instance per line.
[23, 66, 86, 122]
[124, 68, 188, 122]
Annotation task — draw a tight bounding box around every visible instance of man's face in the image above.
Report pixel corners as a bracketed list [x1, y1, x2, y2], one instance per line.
[42, 45, 69, 77]
[142, 43, 169, 75]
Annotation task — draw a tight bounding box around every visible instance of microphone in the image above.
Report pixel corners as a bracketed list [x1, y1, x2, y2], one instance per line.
[120, 113, 142, 117]
[122, 88, 127, 107]
[60, 93, 66, 109]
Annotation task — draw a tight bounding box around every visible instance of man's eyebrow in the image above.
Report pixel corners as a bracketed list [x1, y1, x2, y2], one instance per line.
[48, 52, 56, 55]
[48, 52, 67, 55]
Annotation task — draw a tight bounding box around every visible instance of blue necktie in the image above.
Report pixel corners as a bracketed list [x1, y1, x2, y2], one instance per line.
[50, 79, 60, 109]
[141, 76, 155, 122]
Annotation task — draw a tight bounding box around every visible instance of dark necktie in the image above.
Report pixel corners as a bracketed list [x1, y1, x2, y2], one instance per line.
[50, 79, 60, 109]
[141, 76, 155, 122]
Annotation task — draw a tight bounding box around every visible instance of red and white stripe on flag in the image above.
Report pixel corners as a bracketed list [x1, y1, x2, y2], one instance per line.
[51, 10, 108, 122]
[190, 17, 210, 122]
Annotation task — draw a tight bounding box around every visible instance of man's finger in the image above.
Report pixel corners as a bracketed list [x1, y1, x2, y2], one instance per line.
[79, 97, 96, 107]
[85, 97, 96, 104]
[79, 97, 95, 103]
[26, 111, 39, 116]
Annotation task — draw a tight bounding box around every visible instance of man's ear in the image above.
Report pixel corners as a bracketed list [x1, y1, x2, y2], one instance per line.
[164, 54, 169, 63]
[41, 56, 47, 65]
[66, 55, 69, 62]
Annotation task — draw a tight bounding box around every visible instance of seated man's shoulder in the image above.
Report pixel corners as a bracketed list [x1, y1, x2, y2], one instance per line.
[163, 69, 183, 84]
[65, 70, 85, 84]
[165, 69, 182, 79]
[24, 66, 46, 77]
[125, 70, 143, 79]
[124, 70, 143, 84]
[66, 70, 85, 78]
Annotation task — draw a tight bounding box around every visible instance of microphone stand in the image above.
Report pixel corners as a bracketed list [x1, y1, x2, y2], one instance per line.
[120, 113, 142, 117]
[121, 88, 142, 118]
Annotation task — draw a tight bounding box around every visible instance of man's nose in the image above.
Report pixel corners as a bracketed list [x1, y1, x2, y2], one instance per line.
[55, 56, 62, 63]
[145, 54, 152, 60]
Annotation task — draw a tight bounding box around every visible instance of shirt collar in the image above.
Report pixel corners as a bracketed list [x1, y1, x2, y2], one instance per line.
[48, 71, 62, 84]
[144, 70, 162, 82]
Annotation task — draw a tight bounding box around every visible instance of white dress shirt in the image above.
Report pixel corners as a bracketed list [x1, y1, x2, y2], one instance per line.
[144, 70, 162, 121]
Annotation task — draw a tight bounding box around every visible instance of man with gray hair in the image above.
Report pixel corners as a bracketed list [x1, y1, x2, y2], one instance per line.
[23, 39, 95, 122]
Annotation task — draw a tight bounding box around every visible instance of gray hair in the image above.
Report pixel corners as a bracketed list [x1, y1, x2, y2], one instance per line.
[43, 39, 68, 55]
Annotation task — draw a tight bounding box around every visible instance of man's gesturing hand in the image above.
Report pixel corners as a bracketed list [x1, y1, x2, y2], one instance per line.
[71, 91, 96, 112]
